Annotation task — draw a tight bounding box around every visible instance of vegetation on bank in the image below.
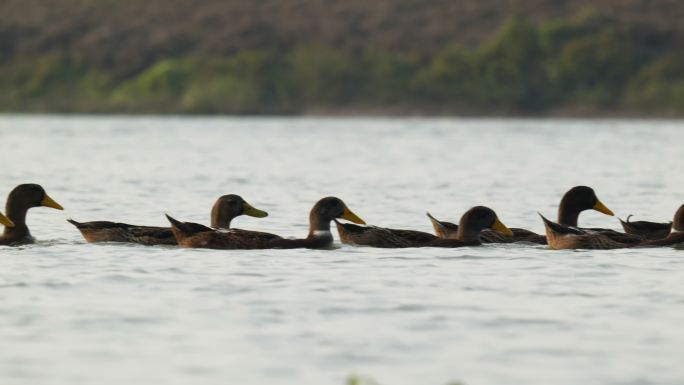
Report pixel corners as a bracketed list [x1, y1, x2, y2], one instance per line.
[2, 11, 684, 115]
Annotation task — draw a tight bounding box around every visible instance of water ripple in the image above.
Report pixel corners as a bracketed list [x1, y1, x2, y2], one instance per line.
[1, 117, 683, 385]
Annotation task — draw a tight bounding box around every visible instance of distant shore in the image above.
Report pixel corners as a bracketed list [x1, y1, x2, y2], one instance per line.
[3, 11, 684, 118]
[3, 107, 684, 120]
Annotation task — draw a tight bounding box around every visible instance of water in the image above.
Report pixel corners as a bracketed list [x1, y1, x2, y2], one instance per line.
[1, 115, 683, 385]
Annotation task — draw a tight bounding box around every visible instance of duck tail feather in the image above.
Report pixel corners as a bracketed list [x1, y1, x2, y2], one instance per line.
[166, 214, 212, 236]
[538, 212, 561, 231]
[538, 212, 582, 235]
[538, 212, 552, 225]
[165, 214, 182, 227]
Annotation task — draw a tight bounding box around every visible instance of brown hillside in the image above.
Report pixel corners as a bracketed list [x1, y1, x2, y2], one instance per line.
[2, 0, 683, 73]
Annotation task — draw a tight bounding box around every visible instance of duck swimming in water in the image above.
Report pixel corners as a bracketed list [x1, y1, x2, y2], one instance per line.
[68, 194, 268, 246]
[539, 213, 638, 250]
[426, 212, 544, 244]
[427, 186, 617, 245]
[0, 184, 64, 246]
[336, 206, 512, 248]
[167, 196, 365, 249]
[635, 204, 684, 247]
[618, 215, 672, 240]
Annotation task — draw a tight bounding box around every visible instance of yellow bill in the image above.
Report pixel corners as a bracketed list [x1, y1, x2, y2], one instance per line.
[491, 217, 514, 237]
[593, 199, 614, 216]
[0, 212, 14, 227]
[41, 194, 64, 210]
[340, 206, 365, 224]
[242, 202, 268, 218]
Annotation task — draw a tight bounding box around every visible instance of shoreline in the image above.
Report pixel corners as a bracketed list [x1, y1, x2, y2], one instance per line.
[2, 106, 684, 120]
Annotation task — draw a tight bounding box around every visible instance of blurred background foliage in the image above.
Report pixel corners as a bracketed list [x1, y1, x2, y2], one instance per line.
[1, 0, 684, 115]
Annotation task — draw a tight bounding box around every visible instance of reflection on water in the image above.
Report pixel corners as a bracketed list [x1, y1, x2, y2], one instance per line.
[1, 116, 683, 385]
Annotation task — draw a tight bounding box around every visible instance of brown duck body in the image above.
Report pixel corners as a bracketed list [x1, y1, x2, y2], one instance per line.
[69, 194, 267, 246]
[167, 217, 284, 249]
[168, 197, 365, 250]
[336, 222, 440, 248]
[67, 220, 176, 245]
[426, 213, 546, 244]
[583, 227, 644, 244]
[619, 215, 672, 240]
[637, 231, 684, 247]
[336, 223, 484, 248]
[0, 184, 64, 246]
[540, 214, 633, 250]
[336, 206, 512, 248]
[634, 205, 684, 247]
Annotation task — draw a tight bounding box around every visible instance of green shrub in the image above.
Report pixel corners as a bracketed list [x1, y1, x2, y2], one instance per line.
[474, 17, 550, 109]
[414, 45, 476, 102]
[181, 76, 261, 114]
[111, 59, 191, 107]
[288, 45, 368, 104]
[624, 54, 684, 110]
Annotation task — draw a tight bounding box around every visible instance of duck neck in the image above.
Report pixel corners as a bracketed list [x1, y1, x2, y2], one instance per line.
[456, 226, 481, 243]
[557, 202, 581, 227]
[4, 203, 29, 238]
[211, 213, 233, 229]
[308, 213, 332, 238]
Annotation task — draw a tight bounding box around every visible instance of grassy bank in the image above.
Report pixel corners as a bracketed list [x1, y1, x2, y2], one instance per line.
[2, 10, 684, 116]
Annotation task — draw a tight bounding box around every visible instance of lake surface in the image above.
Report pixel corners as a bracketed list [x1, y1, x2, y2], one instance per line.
[1, 115, 683, 385]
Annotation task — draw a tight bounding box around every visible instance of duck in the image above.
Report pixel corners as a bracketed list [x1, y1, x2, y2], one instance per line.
[539, 213, 634, 250]
[426, 186, 615, 245]
[68, 194, 268, 246]
[635, 204, 684, 247]
[426, 212, 544, 244]
[0, 212, 14, 228]
[618, 215, 672, 240]
[167, 196, 365, 249]
[0, 184, 64, 246]
[335, 206, 513, 248]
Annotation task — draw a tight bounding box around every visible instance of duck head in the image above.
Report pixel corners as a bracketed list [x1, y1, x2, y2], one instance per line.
[309, 196, 365, 235]
[3, 184, 63, 239]
[211, 194, 268, 229]
[457, 206, 513, 242]
[558, 186, 613, 226]
[6, 183, 63, 218]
